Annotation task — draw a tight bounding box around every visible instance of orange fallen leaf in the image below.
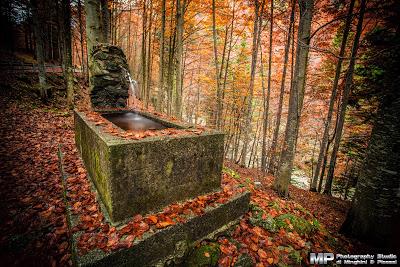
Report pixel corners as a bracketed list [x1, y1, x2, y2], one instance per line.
[253, 226, 264, 236]
[147, 215, 158, 224]
[133, 214, 143, 223]
[139, 221, 150, 232]
[87, 204, 97, 212]
[156, 221, 175, 229]
[204, 252, 210, 258]
[249, 242, 258, 252]
[125, 235, 135, 243]
[267, 257, 274, 265]
[257, 249, 268, 259]
[220, 245, 233, 255]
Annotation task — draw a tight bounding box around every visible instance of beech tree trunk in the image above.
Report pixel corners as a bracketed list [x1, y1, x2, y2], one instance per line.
[31, 0, 48, 100]
[157, 0, 166, 111]
[174, 0, 186, 118]
[212, 0, 222, 129]
[261, 0, 273, 173]
[324, 0, 366, 195]
[340, 67, 400, 249]
[145, 0, 153, 107]
[77, 0, 87, 79]
[141, 0, 147, 101]
[61, 0, 74, 107]
[85, 0, 106, 92]
[85, 0, 106, 56]
[240, 0, 264, 167]
[100, 0, 109, 43]
[273, 0, 314, 197]
[341, 0, 400, 247]
[310, 0, 355, 191]
[268, 0, 295, 174]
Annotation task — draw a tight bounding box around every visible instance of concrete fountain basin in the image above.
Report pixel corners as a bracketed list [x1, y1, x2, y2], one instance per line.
[74, 110, 224, 223]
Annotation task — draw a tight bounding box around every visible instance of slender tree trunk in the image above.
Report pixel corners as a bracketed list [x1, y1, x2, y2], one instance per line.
[77, 0, 87, 79]
[157, 0, 166, 111]
[220, 3, 236, 130]
[49, 24, 54, 61]
[85, 0, 105, 56]
[212, 0, 222, 128]
[127, 3, 132, 61]
[249, 109, 262, 167]
[85, 0, 106, 92]
[273, 0, 314, 197]
[31, 0, 47, 100]
[109, 1, 114, 44]
[141, 0, 147, 101]
[310, 0, 355, 191]
[113, 3, 118, 44]
[317, 139, 330, 192]
[240, 0, 265, 167]
[146, 0, 153, 107]
[174, 0, 186, 118]
[324, 0, 366, 195]
[61, 0, 74, 107]
[268, 0, 295, 174]
[167, 30, 176, 115]
[261, 0, 274, 172]
[100, 0, 109, 43]
[310, 132, 318, 182]
[318, 97, 340, 191]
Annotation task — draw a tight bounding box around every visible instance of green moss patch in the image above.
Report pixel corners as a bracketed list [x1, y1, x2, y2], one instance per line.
[274, 213, 316, 235]
[186, 243, 220, 267]
[223, 166, 241, 180]
[249, 204, 318, 235]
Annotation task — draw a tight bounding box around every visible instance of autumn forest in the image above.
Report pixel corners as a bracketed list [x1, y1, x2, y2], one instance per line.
[0, 0, 399, 266]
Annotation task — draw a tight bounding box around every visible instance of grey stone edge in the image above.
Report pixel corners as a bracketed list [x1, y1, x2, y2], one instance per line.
[59, 147, 250, 267]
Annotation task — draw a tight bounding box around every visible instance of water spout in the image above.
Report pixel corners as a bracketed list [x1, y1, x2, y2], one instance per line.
[122, 67, 138, 107]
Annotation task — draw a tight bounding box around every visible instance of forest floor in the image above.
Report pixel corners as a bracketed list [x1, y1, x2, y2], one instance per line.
[0, 73, 365, 266]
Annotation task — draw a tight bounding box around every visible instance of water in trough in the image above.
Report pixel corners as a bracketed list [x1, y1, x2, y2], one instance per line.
[102, 112, 167, 131]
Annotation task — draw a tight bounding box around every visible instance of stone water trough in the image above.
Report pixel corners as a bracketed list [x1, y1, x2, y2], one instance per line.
[74, 110, 225, 223]
[69, 44, 249, 266]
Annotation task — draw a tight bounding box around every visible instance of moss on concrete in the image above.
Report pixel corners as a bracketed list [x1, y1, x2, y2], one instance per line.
[234, 253, 254, 267]
[64, 189, 250, 267]
[74, 110, 225, 223]
[165, 161, 174, 176]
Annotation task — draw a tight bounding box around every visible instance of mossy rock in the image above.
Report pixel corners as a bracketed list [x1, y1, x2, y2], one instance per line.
[234, 253, 254, 267]
[268, 200, 281, 211]
[288, 249, 302, 264]
[250, 215, 278, 233]
[274, 213, 315, 235]
[249, 204, 278, 233]
[185, 243, 220, 267]
[222, 167, 240, 180]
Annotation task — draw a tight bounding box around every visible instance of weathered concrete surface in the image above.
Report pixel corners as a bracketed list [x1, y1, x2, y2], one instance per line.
[74, 110, 225, 223]
[90, 44, 130, 108]
[65, 189, 250, 267]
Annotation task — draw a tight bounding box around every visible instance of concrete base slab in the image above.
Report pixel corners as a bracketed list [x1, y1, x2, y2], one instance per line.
[64, 181, 250, 267]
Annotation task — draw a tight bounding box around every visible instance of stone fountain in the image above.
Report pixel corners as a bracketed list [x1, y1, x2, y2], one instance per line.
[70, 43, 249, 266]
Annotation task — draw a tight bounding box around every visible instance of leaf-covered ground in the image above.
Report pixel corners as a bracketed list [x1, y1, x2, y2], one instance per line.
[0, 74, 357, 266]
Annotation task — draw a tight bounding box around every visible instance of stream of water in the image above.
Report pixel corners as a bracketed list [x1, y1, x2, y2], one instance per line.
[123, 67, 138, 107]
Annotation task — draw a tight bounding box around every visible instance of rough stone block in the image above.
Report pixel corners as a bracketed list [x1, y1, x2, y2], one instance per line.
[74, 110, 224, 223]
[90, 44, 130, 108]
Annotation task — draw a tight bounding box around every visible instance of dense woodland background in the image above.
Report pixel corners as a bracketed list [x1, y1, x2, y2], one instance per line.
[0, 0, 399, 259]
